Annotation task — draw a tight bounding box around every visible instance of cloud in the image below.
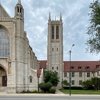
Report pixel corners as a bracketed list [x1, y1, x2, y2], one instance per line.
[1, 0, 100, 61]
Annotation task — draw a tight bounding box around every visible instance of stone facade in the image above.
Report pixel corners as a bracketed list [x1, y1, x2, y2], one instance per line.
[1, 0, 100, 93]
[47, 13, 63, 88]
[0, 0, 42, 93]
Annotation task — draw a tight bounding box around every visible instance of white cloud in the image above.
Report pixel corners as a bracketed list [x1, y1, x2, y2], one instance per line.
[1, 0, 100, 61]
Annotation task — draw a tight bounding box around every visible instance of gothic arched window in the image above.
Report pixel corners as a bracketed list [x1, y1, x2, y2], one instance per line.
[52, 26, 54, 39]
[0, 26, 10, 57]
[56, 26, 59, 39]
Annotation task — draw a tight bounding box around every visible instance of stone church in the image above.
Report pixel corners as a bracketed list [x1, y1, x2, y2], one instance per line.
[0, 0, 43, 93]
[0, 0, 100, 93]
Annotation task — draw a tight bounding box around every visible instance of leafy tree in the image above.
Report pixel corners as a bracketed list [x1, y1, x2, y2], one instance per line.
[62, 80, 69, 87]
[91, 77, 100, 90]
[44, 70, 59, 86]
[87, 0, 100, 53]
[82, 77, 100, 90]
[44, 70, 52, 83]
[82, 79, 92, 90]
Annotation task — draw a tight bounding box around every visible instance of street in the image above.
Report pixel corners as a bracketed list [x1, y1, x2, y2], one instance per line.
[0, 96, 100, 100]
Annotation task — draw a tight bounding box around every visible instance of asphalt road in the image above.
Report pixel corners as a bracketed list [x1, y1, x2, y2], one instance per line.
[0, 96, 100, 100]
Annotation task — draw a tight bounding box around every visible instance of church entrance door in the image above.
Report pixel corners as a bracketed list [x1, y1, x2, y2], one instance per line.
[2, 76, 7, 86]
[0, 66, 7, 87]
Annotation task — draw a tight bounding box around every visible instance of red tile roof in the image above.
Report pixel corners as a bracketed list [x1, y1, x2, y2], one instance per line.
[94, 65, 100, 71]
[39, 60, 47, 69]
[37, 69, 41, 78]
[64, 61, 100, 72]
[39, 60, 100, 72]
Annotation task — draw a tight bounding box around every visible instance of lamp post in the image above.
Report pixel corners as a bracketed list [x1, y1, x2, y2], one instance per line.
[37, 70, 40, 92]
[69, 44, 75, 96]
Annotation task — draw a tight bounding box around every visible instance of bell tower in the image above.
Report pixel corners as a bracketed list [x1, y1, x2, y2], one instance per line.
[47, 13, 63, 88]
[14, 0, 25, 92]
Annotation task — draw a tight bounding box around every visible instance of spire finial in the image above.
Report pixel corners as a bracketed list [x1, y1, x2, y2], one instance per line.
[60, 12, 62, 20]
[49, 12, 51, 20]
[18, 0, 21, 4]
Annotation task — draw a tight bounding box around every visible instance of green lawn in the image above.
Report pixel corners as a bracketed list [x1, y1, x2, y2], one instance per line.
[60, 89, 100, 94]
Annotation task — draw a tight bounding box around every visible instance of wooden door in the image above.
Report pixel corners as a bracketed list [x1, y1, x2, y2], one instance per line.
[2, 76, 7, 86]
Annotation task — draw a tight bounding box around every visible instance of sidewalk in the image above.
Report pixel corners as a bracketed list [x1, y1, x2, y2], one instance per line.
[0, 90, 100, 96]
[0, 90, 66, 96]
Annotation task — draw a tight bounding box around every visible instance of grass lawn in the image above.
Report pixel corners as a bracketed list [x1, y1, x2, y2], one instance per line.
[60, 89, 100, 94]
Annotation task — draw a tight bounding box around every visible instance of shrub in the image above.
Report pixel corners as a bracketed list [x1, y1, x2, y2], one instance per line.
[49, 88, 56, 94]
[63, 86, 83, 90]
[21, 90, 31, 93]
[32, 90, 38, 93]
[21, 90, 26, 93]
[62, 80, 69, 87]
[27, 90, 30, 93]
[39, 82, 52, 93]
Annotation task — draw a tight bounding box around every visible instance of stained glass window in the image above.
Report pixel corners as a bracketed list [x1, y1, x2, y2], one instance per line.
[0, 26, 10, 57]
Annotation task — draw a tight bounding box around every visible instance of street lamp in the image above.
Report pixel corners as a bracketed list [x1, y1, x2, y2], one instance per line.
[69, 44, 75, 96]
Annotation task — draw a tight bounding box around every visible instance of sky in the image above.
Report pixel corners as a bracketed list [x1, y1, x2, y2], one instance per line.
[1, 0, 100, 61]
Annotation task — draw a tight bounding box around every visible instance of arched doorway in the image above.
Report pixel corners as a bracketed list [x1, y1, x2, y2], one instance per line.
[0, 66, 7, 87]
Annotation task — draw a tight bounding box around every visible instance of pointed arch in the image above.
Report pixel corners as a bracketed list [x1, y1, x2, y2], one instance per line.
[0, 64, 7, 75]
[0, 24, 10, 35]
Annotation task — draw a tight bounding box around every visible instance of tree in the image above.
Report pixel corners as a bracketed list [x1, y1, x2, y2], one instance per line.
[82, 79, 92, 90]
[91, 77, 100, 90]
[44, 70, 59, 86]
[87, 0, 100, 53]
[82, 77, 100, 90]
[62, 80, 69, 87]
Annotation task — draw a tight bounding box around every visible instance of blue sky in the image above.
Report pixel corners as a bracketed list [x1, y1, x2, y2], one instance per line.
[1, 0, 100, 61]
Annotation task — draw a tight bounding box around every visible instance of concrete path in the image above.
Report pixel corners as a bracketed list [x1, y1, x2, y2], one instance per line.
[55, 89, 64, 94]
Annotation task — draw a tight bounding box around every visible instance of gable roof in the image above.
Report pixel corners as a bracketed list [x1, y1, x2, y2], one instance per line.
[0, 4, 10, 18]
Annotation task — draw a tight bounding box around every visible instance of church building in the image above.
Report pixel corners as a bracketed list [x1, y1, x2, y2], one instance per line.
[0, 0, 100, 93]
[0, 0, 43, 93]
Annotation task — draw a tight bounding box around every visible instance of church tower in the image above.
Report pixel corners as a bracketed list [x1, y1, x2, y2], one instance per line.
[15, 0, 24, 18]
[0, 0, 40, 93]
[47, 13, 63, 88]
[14, 0, 25, 92]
